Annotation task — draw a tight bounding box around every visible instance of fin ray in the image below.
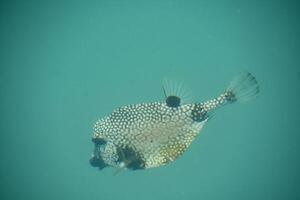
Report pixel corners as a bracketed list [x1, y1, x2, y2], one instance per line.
[162, 78, 193, 105]
[226, 72, 260, 102]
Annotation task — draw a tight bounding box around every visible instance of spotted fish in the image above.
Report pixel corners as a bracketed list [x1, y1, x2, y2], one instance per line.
[90, 72, 259, 171]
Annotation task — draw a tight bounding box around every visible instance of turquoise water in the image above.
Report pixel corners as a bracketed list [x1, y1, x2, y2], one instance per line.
[1, 1, 300, 199]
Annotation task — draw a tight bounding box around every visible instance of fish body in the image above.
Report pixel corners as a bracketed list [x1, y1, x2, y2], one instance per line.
[90, 73, 259, 171]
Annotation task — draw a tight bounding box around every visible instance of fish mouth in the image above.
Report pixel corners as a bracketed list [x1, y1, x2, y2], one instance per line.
[89, 137, 107, 170]
[89, 155, 107, 169]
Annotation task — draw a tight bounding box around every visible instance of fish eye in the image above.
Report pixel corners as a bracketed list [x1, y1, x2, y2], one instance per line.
[92, 137, 106, 145]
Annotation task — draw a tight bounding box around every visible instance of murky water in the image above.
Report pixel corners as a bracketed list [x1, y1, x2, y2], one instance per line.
[0, 1, 299, 200]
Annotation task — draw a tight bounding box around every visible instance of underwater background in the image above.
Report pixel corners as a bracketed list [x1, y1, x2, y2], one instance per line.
[0, 1, 300, 200]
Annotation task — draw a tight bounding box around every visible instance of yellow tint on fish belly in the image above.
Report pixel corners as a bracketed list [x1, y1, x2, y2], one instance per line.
[140, 119, 206, 168]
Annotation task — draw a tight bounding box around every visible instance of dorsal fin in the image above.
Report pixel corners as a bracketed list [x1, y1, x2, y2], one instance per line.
[162, 78, 193, 107]
[166, 95, 181, 107]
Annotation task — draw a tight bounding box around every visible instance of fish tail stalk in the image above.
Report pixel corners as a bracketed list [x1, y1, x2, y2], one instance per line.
[202, 72, 259, 112]
[202, 94, 227, 112]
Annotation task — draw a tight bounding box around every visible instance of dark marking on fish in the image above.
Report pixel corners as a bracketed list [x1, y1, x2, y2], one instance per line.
[117, 146, 145, 170]
[191, 104, 207, 122]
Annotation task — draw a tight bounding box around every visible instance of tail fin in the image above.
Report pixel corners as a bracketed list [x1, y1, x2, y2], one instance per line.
[225, 72, 260, 102]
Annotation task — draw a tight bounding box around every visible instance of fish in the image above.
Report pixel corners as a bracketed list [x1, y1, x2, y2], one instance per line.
[89, 72, 259, 171]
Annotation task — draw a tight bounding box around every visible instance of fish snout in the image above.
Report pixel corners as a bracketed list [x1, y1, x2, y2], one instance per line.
[89, 155, 106, 169]
[90, 137, 108, 170]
